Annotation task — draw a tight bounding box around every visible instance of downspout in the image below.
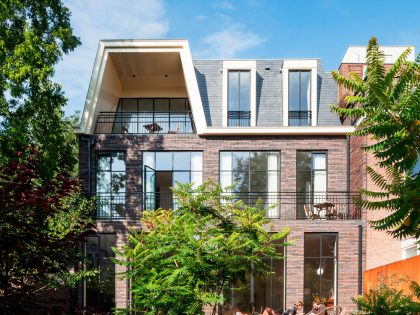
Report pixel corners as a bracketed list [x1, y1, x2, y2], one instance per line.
[346, 136, 350, 193]
[358, 225, 363, 297]
[80, 135, 95, 309]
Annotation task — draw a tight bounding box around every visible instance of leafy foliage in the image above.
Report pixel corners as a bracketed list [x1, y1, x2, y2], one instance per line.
[114, 181, 291, 315]
[330, 37, 420, 238]
[0, 0, 81, 178]
[0, 146, 95, 312]
[352, 282, 420, 315]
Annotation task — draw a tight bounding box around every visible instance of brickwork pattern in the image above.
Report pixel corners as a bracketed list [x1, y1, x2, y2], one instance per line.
[79, 133, 365, 313]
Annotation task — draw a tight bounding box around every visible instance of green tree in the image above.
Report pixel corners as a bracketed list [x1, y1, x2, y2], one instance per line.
[0, 0, 81, 177]
[115, 181, 291, 315]
[330, 37, 420, 238]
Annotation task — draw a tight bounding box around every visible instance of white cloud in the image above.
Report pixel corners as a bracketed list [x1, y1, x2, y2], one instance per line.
[56, 0, 169, 115]
[213, 1, 236, 11]
[197, 24, 264, 58]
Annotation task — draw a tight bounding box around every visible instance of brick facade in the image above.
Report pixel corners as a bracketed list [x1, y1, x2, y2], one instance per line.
[79, 133, 366, 313]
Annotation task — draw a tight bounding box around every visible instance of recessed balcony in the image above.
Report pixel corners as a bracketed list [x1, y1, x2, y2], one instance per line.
[94, 98, 195, 134]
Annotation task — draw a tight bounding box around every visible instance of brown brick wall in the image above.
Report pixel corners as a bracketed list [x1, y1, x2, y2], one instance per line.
[78, 133, 365, 313]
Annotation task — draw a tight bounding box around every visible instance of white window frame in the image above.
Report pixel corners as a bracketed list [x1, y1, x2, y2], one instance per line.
[222, 60, 257, 127]
[282, 60, 318, 127]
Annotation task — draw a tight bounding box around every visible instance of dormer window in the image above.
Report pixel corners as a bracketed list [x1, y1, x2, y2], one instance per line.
[222, 60, 256, 127]
[228, 70, 250, 126]
[289, 70, 311, 126]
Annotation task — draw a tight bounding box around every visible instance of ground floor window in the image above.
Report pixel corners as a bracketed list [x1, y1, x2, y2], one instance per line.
[85, 234, 116, 312]
[228, 253, 284, 313]
[304, 233, 337, 310]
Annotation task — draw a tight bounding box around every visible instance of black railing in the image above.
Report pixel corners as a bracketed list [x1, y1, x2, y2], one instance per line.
[228, 111, 251, 126]
[289, 111, 312, 126]
[95, 111, 195, 134]
[94, 191, 361, 221]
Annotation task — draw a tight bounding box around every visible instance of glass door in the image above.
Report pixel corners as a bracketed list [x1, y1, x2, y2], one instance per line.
[144, 165, 156, 210]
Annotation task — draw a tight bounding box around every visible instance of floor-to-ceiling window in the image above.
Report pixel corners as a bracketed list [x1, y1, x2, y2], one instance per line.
[96, 152, 126, 219]
[220, 151, 280, 218]
[304, 233, 337, 310]
[85, 234, 116, 312]
[296, 152, 327, 219]
[143, 151, 203, 210]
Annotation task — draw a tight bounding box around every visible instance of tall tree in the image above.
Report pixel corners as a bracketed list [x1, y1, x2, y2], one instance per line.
[0, 0, 81, 177]
[0, 1, 95, 312]
[331, 37, 420, 238]
[115, 181, 291, 315]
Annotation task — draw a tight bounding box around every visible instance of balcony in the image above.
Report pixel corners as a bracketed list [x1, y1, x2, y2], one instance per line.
[94, 191, 361, 221]
[288, 111, 312, 126]
[95, 111, 195, 134]
[228, 111, 251, 127]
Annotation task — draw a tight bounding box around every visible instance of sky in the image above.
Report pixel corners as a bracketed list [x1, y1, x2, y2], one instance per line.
[56, 0, 420, 116]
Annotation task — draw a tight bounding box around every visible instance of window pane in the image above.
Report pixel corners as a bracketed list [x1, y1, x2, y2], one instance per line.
[121, 99, 137, 112]
[111, 152, 125, 171]
[304, 257, 321, 310]
[313, 153, 326, 170]
[233, 171, 249, 193]
[143, 152, 155, 169]
[111, 172, 126, 193]
[313, 170, 326, 192]
[289, 71, 300, 111]
[155, 99, 169, 111]
[220, 152, 232, 171]
[320, 258, 336, 303]
[296, 171, 311, 193]
[220, 171, 232, 190]
[228, 71, 239, 111]
[250, 171, 267, 192]
[98, 156, 111, 171]
[239, 71, 250, 112]
[232, 152, 249, 172]
[267, 153, 279, 171]
[191, 152, 203, 171]
[97, 172, 111, 193]
[300, 71, 311, 111]
[173, 171, 190, 187]
[173, 152, 191, 171]
[155, 152, 173, 170]
[139, 98, 153, 111]
[250, 152, 268, 171]
[322, 234, 337, 257]
[170, 99, 187, 112]
[191, 171, 203, 189]
[304, 233, 321, 257]
[297, 152, 312, 171]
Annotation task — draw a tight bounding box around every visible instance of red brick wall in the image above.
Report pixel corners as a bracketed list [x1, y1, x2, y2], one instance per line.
[79, 133, 365, 313]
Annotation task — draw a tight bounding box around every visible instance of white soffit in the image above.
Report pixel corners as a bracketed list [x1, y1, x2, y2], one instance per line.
[201, 126, 355, 136]
[341, 46, 415, 64]
[76, 39, 207, 134]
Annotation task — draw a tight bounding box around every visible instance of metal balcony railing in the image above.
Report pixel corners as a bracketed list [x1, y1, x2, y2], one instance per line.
[94, 111, 195, 134]
[288, 111, 312, 126]
[228, 111, 251, 126]
[94, 191, 362, 221]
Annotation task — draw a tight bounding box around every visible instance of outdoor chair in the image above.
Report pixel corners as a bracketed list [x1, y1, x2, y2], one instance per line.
[327, 205, 345, 220]
[304, 304, 326, 315]
[304, 204, 320, 220]
[168, 122, 180, 134]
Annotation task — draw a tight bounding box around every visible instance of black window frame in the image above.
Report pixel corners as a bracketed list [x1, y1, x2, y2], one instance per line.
[228, 70, 251, 126]
[288, 70, 312, 126]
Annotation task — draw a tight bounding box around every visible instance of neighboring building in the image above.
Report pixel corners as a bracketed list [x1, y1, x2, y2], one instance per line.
[76, 39, 366, 314]
[337, 46, 417, 270]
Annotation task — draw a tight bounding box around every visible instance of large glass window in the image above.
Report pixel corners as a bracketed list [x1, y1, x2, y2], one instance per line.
[228, 71, 251, 126]
[296, 152, 327, 219]
[143, 152, 203, 210]
[85, 234, 116, 312]
[229, 246, 285, 313]
[289, 71, 311, 126]
[304, 233, 337, 310]
[96, 152, 126, 219]
[220, 151, 280, 218]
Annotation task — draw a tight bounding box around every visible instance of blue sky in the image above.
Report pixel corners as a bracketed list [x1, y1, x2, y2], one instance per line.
[56, 0, 420, 116]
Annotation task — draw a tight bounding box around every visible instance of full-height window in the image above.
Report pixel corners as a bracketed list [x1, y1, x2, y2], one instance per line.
[304, 233, 338, 310]
[289, 71, 311, 126]
[220, 151, 280, 218]
[96, 152, 126, 219]
[143, 152, 203, 210]
[296, 152, 327, 219]
[85, 234, 116, 312]
[228, 71, 251, 126]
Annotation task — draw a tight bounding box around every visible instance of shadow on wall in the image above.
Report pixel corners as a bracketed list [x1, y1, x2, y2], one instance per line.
[194, 68, 212, 126]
